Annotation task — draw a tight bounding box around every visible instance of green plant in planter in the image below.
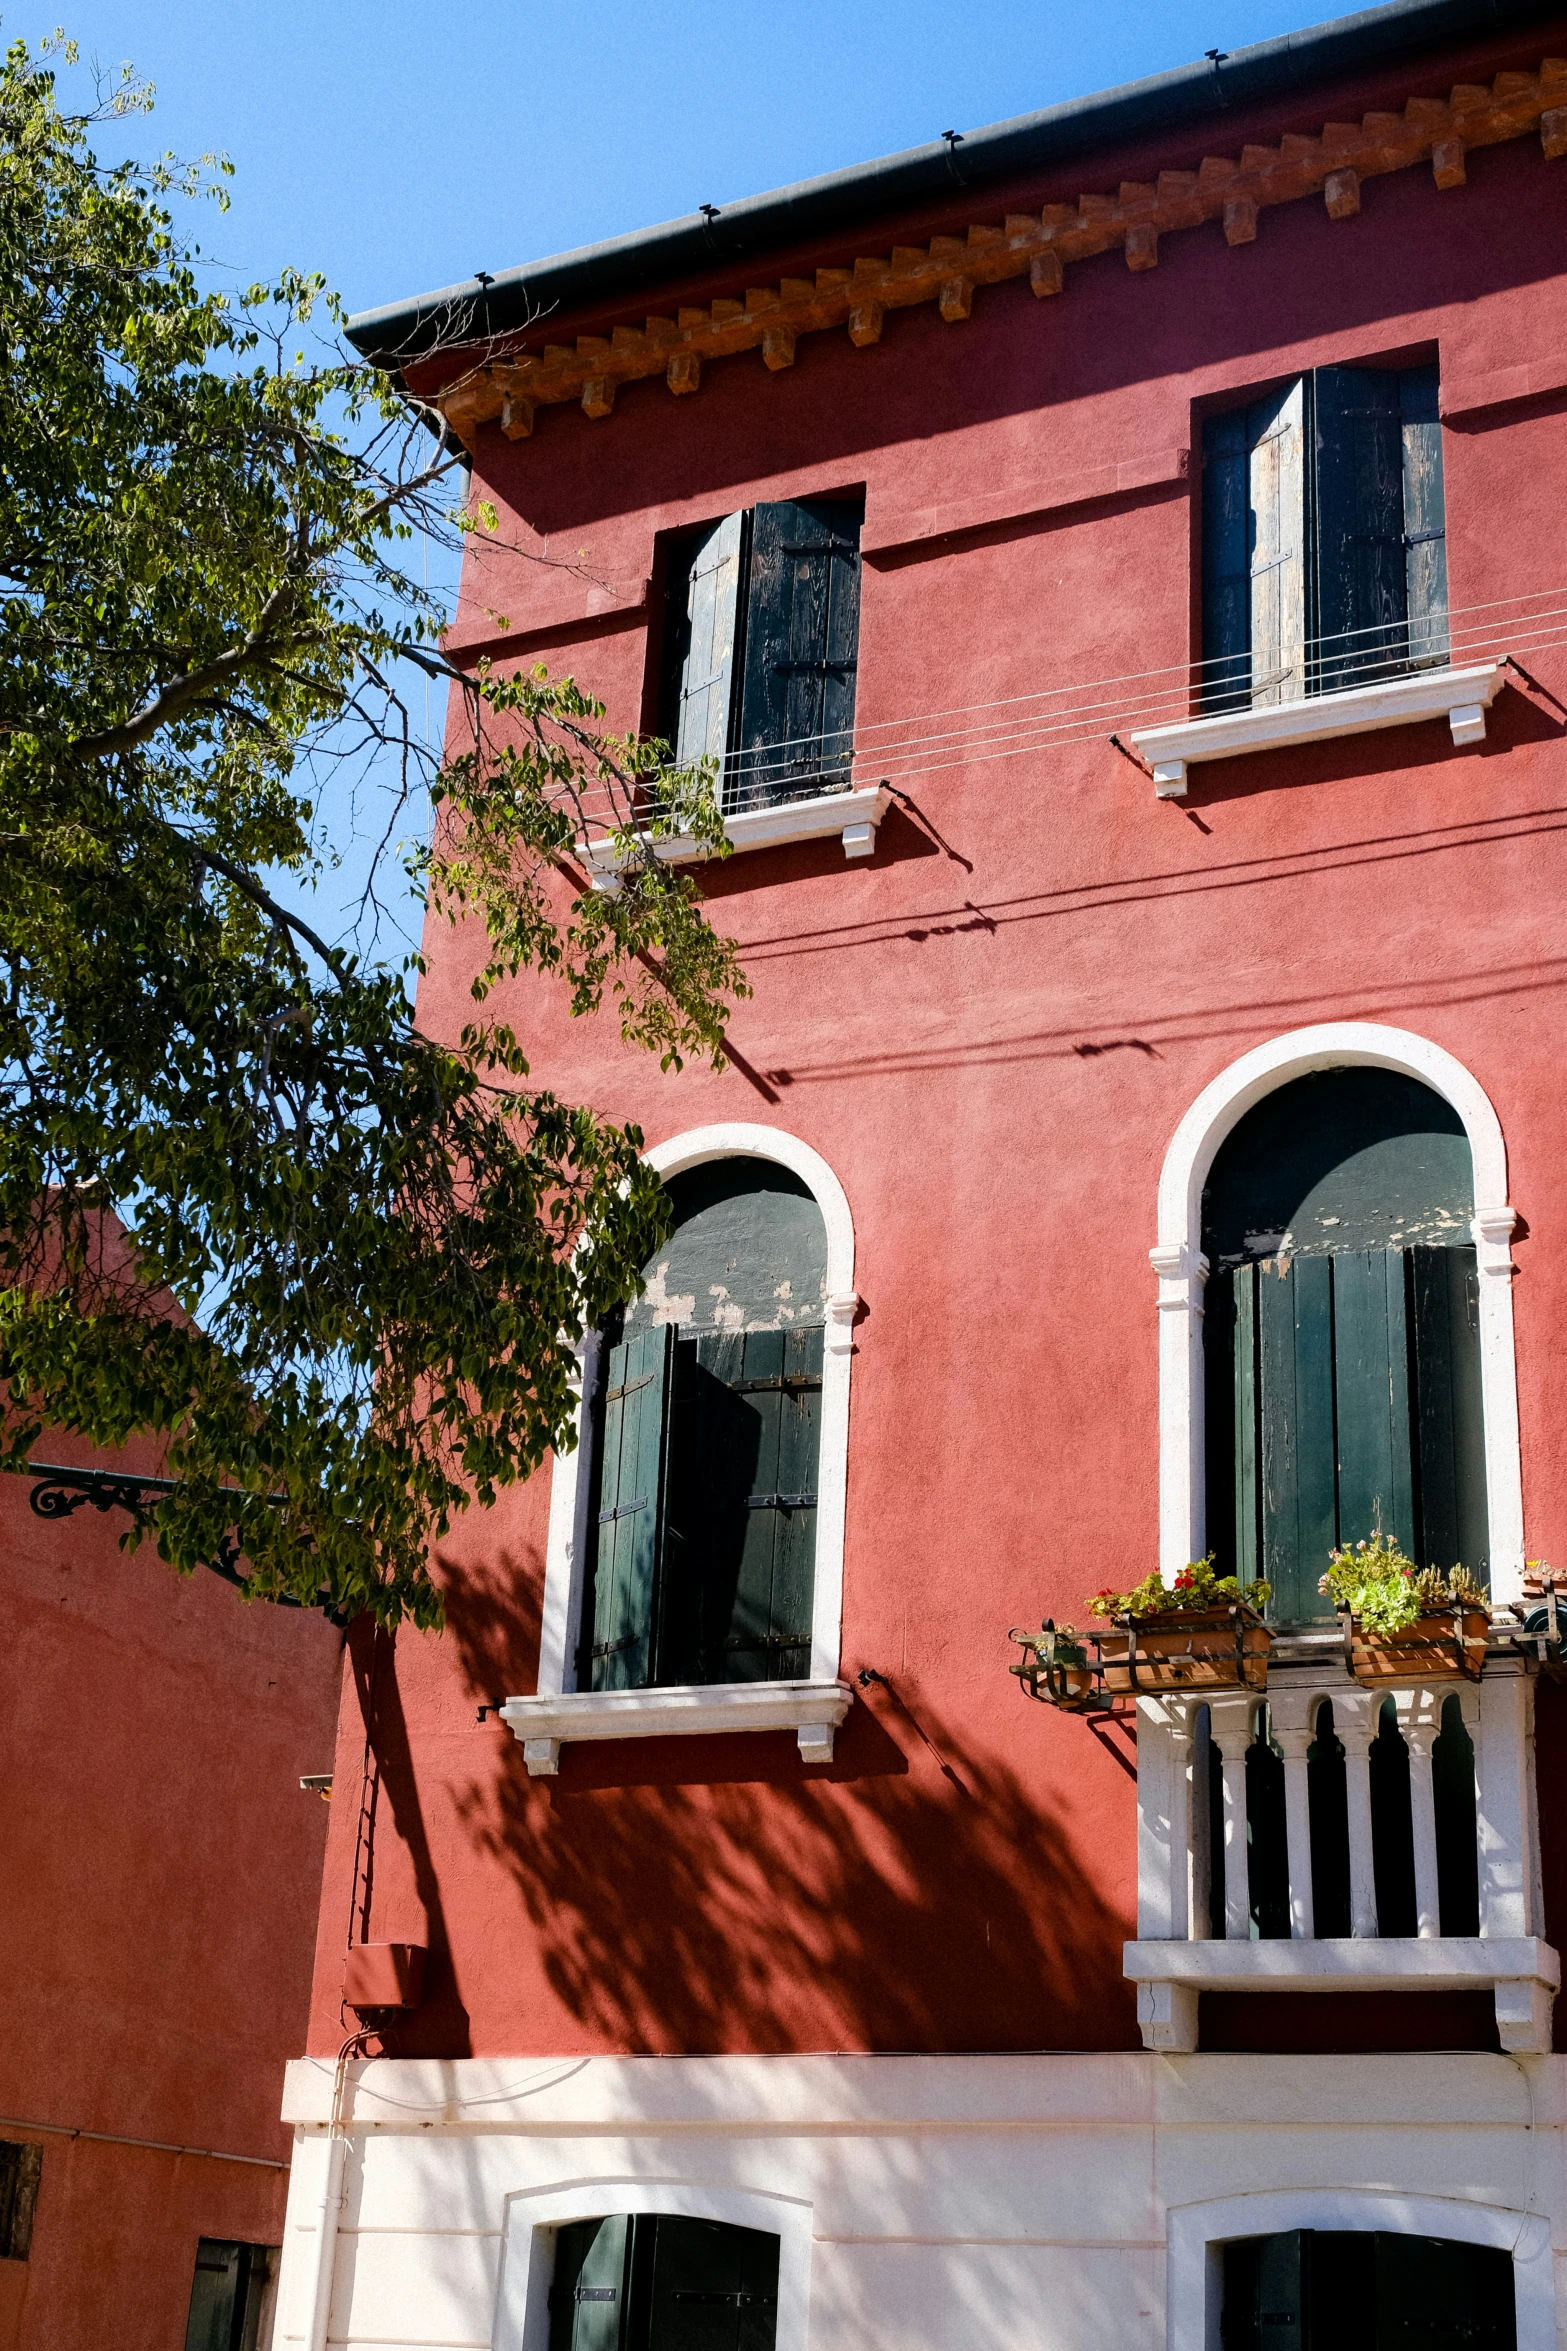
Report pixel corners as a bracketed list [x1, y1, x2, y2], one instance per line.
[1319, 1534, 1490, 1637]
[1089, 1556, 1271, 1621]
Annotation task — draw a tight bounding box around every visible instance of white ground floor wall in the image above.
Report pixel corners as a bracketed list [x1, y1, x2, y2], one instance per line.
[273, 2050, 1567, 2350]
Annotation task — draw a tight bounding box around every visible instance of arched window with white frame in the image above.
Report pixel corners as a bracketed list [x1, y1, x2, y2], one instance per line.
[507, 1123, 859, 1775]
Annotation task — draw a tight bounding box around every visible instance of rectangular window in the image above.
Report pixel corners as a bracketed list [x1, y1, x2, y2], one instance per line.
[183, 2239, 274, 2351]
[1200, 361, 1447, 712]
[660, 498, 862, 813]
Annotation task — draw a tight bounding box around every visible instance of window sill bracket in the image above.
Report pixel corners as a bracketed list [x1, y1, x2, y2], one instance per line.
[581, 785, 893, 888]
[1130, 660, 1509, 799]
[500, 1677, 855, 1775]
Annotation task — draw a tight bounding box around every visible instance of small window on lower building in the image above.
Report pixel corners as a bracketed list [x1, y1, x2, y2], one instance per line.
[0, 2139, 42, 2261]
[183, 2239, 274, 2351]
[550, 2215, 779, 2351]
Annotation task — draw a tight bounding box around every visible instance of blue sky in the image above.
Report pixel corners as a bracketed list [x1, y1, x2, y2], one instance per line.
[33, 0, 1316, 945]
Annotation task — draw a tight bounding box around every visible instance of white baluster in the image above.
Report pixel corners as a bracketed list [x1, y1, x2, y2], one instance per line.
[1274, 1722, 1315, 1941]
[1342, 1692, 1381, 1937]
[1403, 1701, 1442, 1938]
[1211, 1695, 1255, 1940]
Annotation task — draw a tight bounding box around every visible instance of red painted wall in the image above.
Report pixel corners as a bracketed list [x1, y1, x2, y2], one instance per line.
[2, 1461, 343, 2351]
[309, 16, 1567, 2064]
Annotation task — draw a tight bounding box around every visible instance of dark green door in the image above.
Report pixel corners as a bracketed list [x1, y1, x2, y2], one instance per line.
[550, 2218, 634, 2351]
[550, 2219, 779, 2351]
[1222, 2230, 1513, 2348]
[647, 2218, 780, 2351]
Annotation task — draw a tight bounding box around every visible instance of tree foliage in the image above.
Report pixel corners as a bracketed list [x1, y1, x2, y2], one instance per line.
[0, 36, 748, 1626]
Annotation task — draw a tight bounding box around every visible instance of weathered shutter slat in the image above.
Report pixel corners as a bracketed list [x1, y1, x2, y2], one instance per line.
[1331, 1247, 1415, 1553]
[1410, 1244, 1490, 1577]
[1312, 365, 1408, 692]
[589, 1326, 673, 1692]
[1247, 379, 1307, 709]
[671, 512, 744, 772]
[736, 499, 861, 806]
[1400, 363, 1449, 668]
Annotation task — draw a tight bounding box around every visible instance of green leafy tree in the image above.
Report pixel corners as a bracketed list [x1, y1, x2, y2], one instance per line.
[0, 36, 748, 1627]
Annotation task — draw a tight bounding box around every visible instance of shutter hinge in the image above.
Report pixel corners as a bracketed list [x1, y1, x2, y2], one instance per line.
[744, 1490, 818, 1510]
[597, 1495, 648, 1524]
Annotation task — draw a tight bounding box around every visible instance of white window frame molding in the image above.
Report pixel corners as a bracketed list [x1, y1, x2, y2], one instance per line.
[1151, 1023, 1524, 1601]
[1131, 659, 1509, 798]
[1167, 2185, 1553, 2351]
[503, 1122, 858, 1776]
[492, 2177, 815, 2351]
[581, 783, 893, 886]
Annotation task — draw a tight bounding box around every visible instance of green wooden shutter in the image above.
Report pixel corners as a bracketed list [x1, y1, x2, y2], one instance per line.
[550, 2218, 632, 2351]
[663, 1327, 821, 1685]
[670, 513, 745, 773]
[736, 499, 861, 807]
[1332, 1247, 1415, 1552]
[1312, 366, 1408, 693]
[646, 2218, 780, 2351]
[1202, 407, 1252, 711]
[1399, 364, 1449, 669]
[1258, 1256, 1338, 1623]
[1221, 2230, 1310, 2349]
[1373, 2233, 1515, 2348]
[1409, 1244, 1489, 1578]
[587, 1326, 674, 1692]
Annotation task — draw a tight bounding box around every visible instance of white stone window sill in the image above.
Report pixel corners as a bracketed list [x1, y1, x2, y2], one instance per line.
[1123, 1933, 1560, 2053]
[1130, 659, 1509, 799]
[581, 784, 892, 888]
[500, 1678, 854, 1776]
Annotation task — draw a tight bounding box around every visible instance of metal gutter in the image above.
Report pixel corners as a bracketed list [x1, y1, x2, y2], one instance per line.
[346, 0, 1563, 363]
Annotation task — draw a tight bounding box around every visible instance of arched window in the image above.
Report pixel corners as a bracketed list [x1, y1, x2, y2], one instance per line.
[510, 1124, 859, 1774]
[583, 1160, 828, 1693]
[1200, 1066, 1488, 1623]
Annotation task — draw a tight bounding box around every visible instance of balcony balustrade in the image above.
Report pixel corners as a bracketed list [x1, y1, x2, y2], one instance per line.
[1124, 1641, 1559, 2052]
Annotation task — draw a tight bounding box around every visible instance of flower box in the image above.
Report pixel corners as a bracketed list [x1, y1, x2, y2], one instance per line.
[1009, 1623, 1107, 1712]
[1339, 1603, 1489, 1683]
[1097, 1602, 1270, 1695]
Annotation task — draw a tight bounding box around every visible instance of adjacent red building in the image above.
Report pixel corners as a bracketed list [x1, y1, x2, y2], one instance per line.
[283, 3, 1567, 2342]
[1, 1454, 342, 2351]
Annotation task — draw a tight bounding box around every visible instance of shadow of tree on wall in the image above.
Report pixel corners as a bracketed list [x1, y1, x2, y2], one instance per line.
[446, 1595, 1136, 2056]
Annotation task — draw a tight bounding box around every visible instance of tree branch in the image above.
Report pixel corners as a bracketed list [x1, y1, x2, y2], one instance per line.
[70, 577, 299, 756]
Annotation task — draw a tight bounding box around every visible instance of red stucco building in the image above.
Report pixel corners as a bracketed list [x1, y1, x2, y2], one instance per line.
[282, 2, 1567, 2342]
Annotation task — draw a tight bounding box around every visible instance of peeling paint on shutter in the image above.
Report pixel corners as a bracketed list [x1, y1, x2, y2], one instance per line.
[670, 512, 745, 773]
[1248, 379, 1308, 708]
[735, 498, 861, 808]
[1312, 365, 1409, 693]
[1400, 364, 1449, 669]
